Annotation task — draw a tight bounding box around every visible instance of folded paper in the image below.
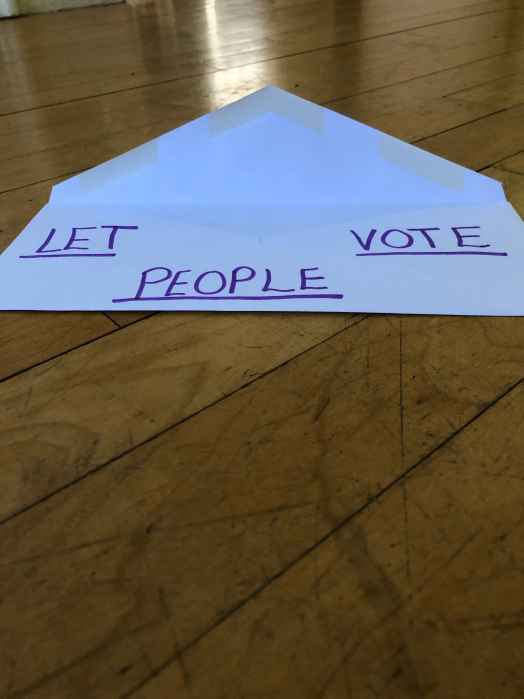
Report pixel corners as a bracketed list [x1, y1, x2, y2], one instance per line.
[1, 86, 523, 315]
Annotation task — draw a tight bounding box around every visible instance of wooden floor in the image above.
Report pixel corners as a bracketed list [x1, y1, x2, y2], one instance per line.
[1, 0, 524, 696]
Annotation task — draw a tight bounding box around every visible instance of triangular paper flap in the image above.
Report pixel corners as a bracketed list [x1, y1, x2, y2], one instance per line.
[207, 85, 325, 135]
[50, 86, 504, 218]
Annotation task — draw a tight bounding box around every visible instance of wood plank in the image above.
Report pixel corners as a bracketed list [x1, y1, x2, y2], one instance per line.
[402, 314, 524, 464]
[0, 311, 115, 382]
[0, 311, 358, 521]
[0, 0, 513, 115]
[3, 307, 524, 696]
[498, 150, 524, 174]
[402, 167, 524, 464]
[0, 176, 64, 251]
[0, 317, 403, 698]
[132, 376, 524, 699]
[3, 290, 524, 528]
[332, 49, 524, 143]
[0, 179, 116, 378]
[2, 10, 524, 193]
[417, 102, 524, 171]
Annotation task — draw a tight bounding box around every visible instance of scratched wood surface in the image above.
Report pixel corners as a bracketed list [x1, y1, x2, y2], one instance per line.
[1, 1, 524, 697]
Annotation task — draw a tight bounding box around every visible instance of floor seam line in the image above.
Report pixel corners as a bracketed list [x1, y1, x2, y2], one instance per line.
[0, 314, 369, 529]
[0, 7, 511, 120]
[122, 371, 524, 697]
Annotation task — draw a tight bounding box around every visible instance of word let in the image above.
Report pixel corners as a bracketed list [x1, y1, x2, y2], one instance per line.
[19, 225, 138, 259]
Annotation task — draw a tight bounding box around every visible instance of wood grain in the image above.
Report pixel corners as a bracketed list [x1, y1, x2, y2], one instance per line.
[400, 165, 524, 463]
[3, 307, 524, 696]
[2, 9, 524, 193]
[133, 373, 524, 699]
[0, 311, 358, 521]
[0, 317, 401, 697]
[498, 150, 524, 174]
[0, 0, 514, 114]
[2, 1, 524, 698]
[333, 49, 524, 143]
[418, 102, 524, 171]
[0, 311, 115, 381]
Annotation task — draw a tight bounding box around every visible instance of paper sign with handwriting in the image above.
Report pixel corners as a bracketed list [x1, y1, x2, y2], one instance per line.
[1, 86, 524, 315]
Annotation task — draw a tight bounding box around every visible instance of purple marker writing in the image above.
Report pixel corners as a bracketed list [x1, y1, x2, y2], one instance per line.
[114, 265, 343, 303]
[350, 224, 507, 256]
[21, 224, 139, 259]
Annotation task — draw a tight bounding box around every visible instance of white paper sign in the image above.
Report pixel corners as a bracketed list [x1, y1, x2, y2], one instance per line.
[1, 86, 524, 315]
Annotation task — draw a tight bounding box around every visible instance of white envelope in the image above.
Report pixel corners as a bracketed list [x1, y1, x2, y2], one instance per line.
[1, 85, 523, 315]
